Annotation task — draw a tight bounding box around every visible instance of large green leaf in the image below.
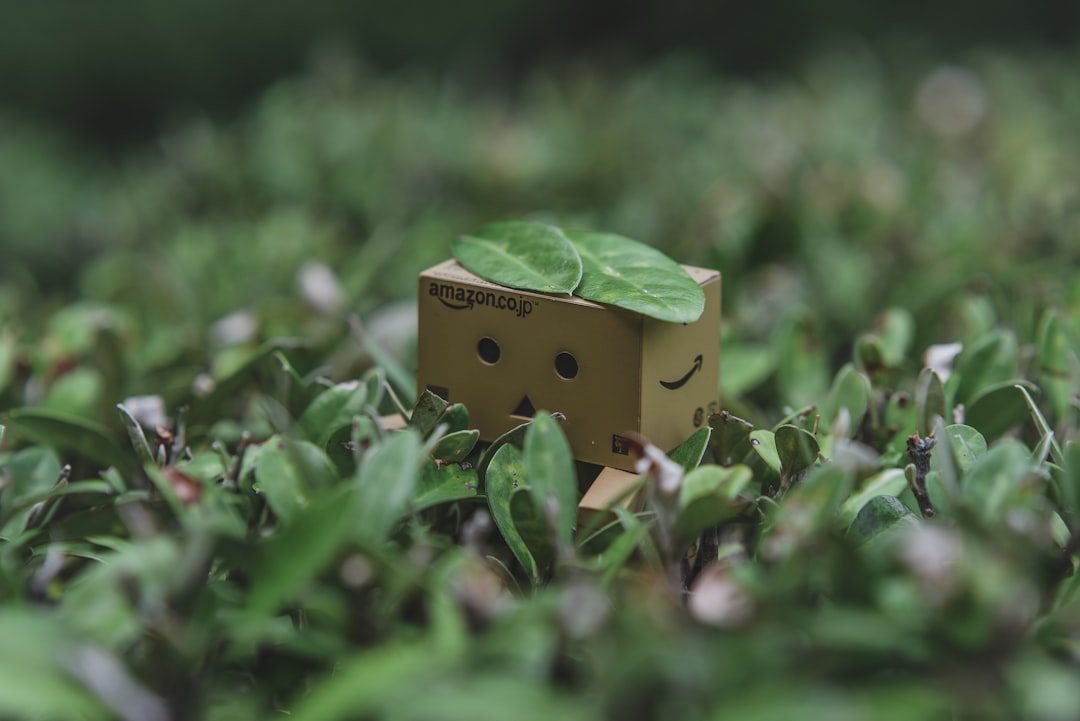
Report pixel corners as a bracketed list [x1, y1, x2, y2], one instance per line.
[951, 329, 1019, 405]
[0, 610, 110, 720]
[409, 389, 449, 437]
[289, 640, 454, 721]
[709, 411, 754, 466]
[1034, 309, 1078, 424]
[566, 229, 705, 323]
[523, 411, 578, 549]
[0, 408, 131, 473]
[774, 311, 830, 409]
[749, 429, 782, 475]
[246, 484, 357, 616]
[846, 495, 919, 547]
[914, 367, 947, 438]
[297, 381, 368, 449]
[669, 426, 712, 472]
[353, 428, 423, 546]
[774, 424, 821, 493]
[965, 380, 1038, 441]
[838, 468, 908, 528]
[485, 443, 539, 580]
[676, 463, 753, 546]
[961, 439, 1041, 524]
[452, 220, 582, 294]
[413, 459, 480, 511]
[432, 429, 480, 463]
[821, 364, 870, 434]
[254, 436, 338, 523]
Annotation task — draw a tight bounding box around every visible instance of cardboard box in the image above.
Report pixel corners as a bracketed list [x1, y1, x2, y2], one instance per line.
[416, 259, 720, 473]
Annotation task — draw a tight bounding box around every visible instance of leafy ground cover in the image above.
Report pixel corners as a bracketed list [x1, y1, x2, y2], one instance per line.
[2, 48, 1080, 719]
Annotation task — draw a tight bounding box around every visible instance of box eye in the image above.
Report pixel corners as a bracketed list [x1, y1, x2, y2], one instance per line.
[477, 337, 501, 365]
[554, 351, 578, 380]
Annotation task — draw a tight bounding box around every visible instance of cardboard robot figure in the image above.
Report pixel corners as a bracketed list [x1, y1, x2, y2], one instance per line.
[416, 259, 721, 518]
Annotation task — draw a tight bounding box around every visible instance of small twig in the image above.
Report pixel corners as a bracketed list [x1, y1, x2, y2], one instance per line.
[906, 432, 936, 519]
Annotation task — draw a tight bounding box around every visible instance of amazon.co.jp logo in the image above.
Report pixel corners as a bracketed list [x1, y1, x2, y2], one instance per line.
[428, 281, 534, 318]
[659, 354, 703, 390]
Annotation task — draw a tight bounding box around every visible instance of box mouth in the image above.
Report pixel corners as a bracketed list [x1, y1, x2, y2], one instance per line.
[510, 394, 537, 419]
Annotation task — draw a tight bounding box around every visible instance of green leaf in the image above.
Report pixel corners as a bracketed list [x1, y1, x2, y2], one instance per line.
[357, 321, 417, 403]
[0, 610, 110, 720]
[116, 403, 154, 466]
[1059, 441, 1080, 525]
[595, 511, 654, 586]
[1034, 309, 1078, 424]
[510, 487, 556, 571]
[452, 220, 582, 293]
[774, 424, 820, 478]
[669, 426, 712, 472]
[246, 484, 356, 616]
[961, 439, 1040, 523]
[409, 388, 449, 437]
[0, 408, 130, 473]
[749, 429, 781, 475]
[838, 468, 909, 528]
[485, 444, 539, 579]
[438, 403, 470, 434]
[846, 495, 919, 546]
[297, 381, 368, 449]
[764, 464, 854, 560]
[952, 329, 1019, 405]
[964, 380, 1038, 440]
[432, 429, 480, 463]
[775, 311, 830, 409]
[821, 364, 870, 434]
[189, 340, 302, 425]
[709, 411, 754, 466]
[676, 464, 753, 546]
[254, 436, 338, 523]
[361, 365, 388, 414]
[289, 640, 452, 721]
[914, 368, 947, 438]
[1016, 381, 1063, 465]
[413, 460, 480, 511]
[523, 411, 578, 549]
[477, 420, 531, 486]
[354, 428, 423, 546]
[566, 229, 705, 323]
[932, 424, 986, 476]
[0, 446, 62, 504]
[41, 368, 103, 419]
[0, 446, 62, 531]
[877, 307, 915, 363]
[0, 329, 15, 396]
[720, 344, 775, 397]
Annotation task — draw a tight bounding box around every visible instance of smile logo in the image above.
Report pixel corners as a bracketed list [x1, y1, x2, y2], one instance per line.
[659, 354, 703, 391]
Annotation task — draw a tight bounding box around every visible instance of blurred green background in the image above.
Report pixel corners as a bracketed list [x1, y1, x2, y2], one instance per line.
[2, 1, 1079, 426]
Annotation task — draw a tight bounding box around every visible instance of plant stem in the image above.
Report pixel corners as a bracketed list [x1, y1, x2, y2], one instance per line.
[906, 432, 936, 519]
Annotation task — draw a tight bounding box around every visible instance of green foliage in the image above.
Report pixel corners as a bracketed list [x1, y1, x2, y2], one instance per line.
[566, 229, 705, 322]
[4, 48, 1080, 719]
[453, 220, 583, 294]
[452, 220, 705, 322]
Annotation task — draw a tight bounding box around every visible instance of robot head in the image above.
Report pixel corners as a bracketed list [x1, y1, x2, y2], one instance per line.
[416, 260, 720, 472]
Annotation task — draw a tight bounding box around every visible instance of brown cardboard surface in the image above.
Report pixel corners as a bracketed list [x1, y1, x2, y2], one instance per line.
[577, 465, 646, 524]
[417, 259, 720, 472]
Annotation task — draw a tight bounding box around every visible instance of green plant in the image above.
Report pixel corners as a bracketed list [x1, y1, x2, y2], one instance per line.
[3, 48, 1080, 719]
